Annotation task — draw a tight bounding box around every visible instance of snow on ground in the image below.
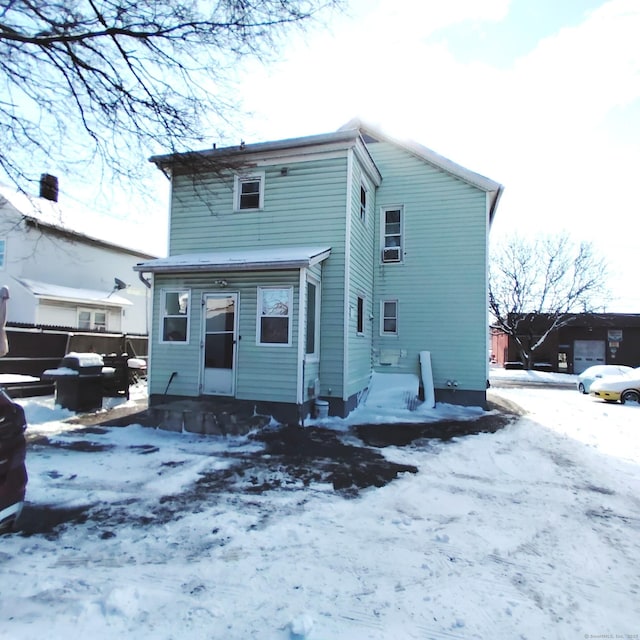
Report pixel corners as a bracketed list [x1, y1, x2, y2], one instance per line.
[1, 376, 639, 640]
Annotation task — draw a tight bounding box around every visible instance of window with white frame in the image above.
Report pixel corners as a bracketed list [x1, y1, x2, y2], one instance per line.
[359, 183, 367, 222]
[305, 280, 320, 357]
[0, 239, 5, 269]
[78, 308, 107, 332]
[258, 287, 292, 346]
[161, 289, 190, 342]
[234, 172, 265, 211]
[356, 295, 365, 335]
[381, 206, 403, 262]
[381, 300, 398, 335]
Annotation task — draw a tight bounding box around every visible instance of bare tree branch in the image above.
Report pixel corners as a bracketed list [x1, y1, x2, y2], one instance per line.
[0, 0, 341, 197]
[489, 232, 610, 368]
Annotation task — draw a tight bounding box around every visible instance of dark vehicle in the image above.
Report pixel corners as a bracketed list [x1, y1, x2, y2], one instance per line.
[0, 387, 27, 533]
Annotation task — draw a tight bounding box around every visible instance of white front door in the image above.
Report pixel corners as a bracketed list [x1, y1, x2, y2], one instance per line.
[202, 293, 237, 395]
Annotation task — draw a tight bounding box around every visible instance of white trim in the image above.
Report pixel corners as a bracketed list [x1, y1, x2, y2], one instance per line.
[256, 286, 294, 347]
[356, 294, 366, 336]
[343, 149, 354, 400]
[233, 171, 265, 211]
[160, 288, 191, 344]
[380, 205, 404, 264]
[380, 299, 399, 336]
[297, 269, 306, 404]
[200, 291, 239, 396]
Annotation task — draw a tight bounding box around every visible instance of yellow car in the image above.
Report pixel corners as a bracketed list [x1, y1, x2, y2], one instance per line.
[589, 367, 640, 404]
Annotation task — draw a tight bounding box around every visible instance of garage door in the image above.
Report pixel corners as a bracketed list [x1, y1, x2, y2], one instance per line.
[573, 340, 605, 374]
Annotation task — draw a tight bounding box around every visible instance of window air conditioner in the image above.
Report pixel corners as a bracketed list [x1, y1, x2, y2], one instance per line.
[382, 247, 401, 262]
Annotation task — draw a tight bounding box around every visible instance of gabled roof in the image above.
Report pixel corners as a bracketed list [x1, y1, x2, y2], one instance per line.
[0, 183, 157, 259]
[338, 119, 503, 221]
[148, 119, 503, 221]
[16, 277, 132, 307]
[135, 246, 332, 274]
[149, 130, 383, 187]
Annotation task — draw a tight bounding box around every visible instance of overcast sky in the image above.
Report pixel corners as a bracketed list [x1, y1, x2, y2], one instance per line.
[235, 0, 639, 311]
[51, 0, 639, 311]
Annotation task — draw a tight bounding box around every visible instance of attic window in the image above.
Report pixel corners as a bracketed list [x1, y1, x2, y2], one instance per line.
[234, 172, 265, 211]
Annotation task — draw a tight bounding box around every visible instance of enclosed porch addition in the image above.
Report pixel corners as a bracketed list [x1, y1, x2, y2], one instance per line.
[135, 246, 331, 427]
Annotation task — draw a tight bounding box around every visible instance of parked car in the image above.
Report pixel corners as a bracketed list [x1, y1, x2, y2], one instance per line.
[577, 365, 633, 394]
[0, 387, 27, 533]
[589, 367, 640, 404]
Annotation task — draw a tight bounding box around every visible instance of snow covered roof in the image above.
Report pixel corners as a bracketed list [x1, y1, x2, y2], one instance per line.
[0, 183, 157, 259]
[134, 246, 332, 274]
[338, 119, 504, 221]
[16, 277, 132, 307]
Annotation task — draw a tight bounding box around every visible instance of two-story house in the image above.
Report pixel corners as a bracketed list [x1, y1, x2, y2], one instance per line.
[135, 121, 503, 423]
[0, 177, 155, 335]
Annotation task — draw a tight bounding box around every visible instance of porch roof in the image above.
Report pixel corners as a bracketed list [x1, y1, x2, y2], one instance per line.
[16, 277, 132, 307]
[134, 246, 332, 274]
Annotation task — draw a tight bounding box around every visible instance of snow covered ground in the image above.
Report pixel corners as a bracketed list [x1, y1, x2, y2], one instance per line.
[1, 375, 639, 640]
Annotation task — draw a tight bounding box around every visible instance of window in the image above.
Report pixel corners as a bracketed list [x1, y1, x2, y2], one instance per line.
[0, 239, 5, 269]
[360, 183, 367, 222]
[381, 300, 398, 335]
[357, 296, 365, 335]
[305, 280, 320, 357]
[382, 206, 403, 262]
[234, 172, 265, 211]
[78, 308, 108, 332]
[258, 287, 292, 346]
[162, 289, 190, 342]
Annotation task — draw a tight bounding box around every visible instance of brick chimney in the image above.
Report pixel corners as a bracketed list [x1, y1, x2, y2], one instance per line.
[39, 174, 59, 202]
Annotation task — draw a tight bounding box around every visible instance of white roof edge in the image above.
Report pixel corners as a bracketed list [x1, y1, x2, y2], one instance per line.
[134, 247, 332, 273]
[338, 119, 502, 193]
[149, 130, 361, 166]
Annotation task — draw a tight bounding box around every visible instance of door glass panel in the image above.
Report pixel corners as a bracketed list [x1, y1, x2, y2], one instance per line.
[205, 334, 233, 369]
[206, 298, 235, 332]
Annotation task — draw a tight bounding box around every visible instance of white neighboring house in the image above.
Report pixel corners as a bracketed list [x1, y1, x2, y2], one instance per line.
[0, 177, 156, 335]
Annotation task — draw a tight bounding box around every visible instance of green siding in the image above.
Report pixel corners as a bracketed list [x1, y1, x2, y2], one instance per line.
[164, 154, 351, 402]
[345, 158, 376, 398]
[150, 270, 300, 404]
[151, 136, 493, 412]
[369, 142, 489, 392]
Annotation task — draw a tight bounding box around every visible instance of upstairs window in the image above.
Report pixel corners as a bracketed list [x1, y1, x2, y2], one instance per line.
[382, 206, 403, 263]
[161, 289, 190, 343]
[360, 183, 367, 222]
[258, 287, 292, 346]
[234, 172, 265, 211]
[357, 296, 365, 335]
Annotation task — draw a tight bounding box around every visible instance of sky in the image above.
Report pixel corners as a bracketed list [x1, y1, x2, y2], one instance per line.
[234, 0, 639, 311]
[12, 0, 639, 311]
[1, 373, 639, 638]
